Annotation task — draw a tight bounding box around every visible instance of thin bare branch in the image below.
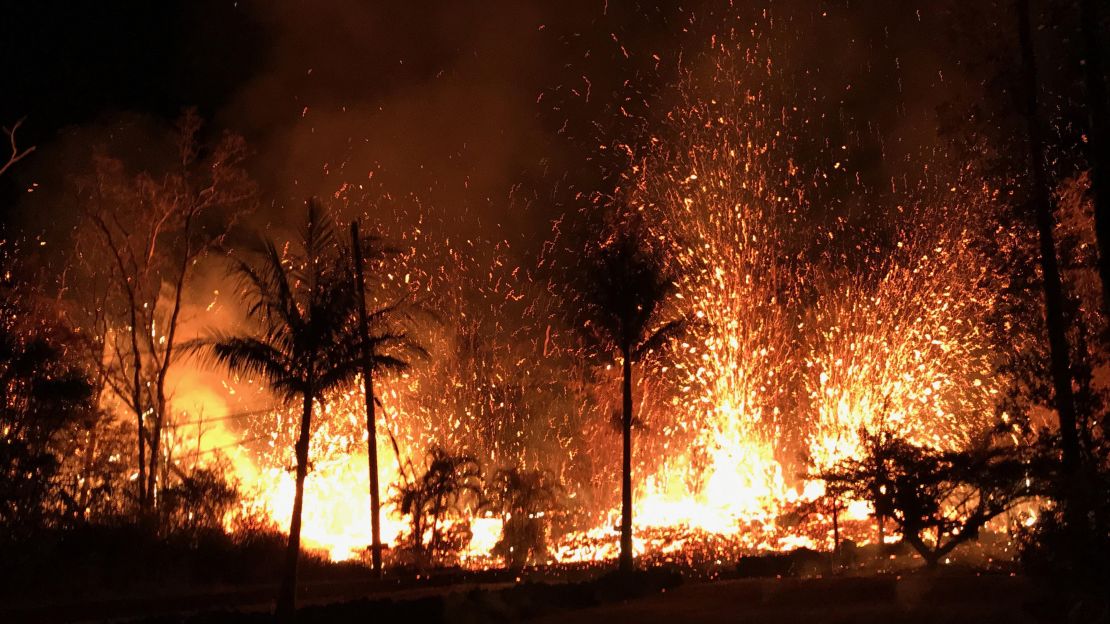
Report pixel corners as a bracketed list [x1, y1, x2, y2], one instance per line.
[0, 117, 36, 177]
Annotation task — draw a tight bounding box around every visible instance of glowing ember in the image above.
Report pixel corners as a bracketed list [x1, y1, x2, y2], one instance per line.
[185, 15, 1014, 567]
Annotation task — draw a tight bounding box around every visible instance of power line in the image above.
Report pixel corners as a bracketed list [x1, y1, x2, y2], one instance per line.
[167, 408, 277, 428]
[189, 434, 271, 456]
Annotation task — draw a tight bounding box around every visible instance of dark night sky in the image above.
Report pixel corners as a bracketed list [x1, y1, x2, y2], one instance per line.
[0, 1, 645, 230]
[1, 0, 1048, 248]
[1, 1, 260, 139]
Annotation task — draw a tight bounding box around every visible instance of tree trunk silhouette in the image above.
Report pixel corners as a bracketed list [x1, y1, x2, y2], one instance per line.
[1017, 0, 1082, 480]
[145, 210, 195, 512]
[430, 494, 444, 560]
[351, 221, 383, 576]
[277, 389, 314, 621]
[923, 551, 940, 570]
[130, 299, 147, 514]
[619, 347, 634, 572]
[1080, 0, 1110, 319]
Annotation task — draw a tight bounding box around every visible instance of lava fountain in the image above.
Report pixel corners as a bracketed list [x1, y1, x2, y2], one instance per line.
[205, 22, 1013, 566]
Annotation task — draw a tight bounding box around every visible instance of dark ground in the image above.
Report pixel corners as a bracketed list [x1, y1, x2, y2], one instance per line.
[1, 533, 1093, 624]
[4, 568, 1096, 624]
[533, 574, 1051, 624]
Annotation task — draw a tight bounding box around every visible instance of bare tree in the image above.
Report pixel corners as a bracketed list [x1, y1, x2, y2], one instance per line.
[0, 117, 35, 178]
[72, 110, 253, 514]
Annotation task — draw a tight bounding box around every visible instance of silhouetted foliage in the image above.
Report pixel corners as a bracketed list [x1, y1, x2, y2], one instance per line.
[1020, 415, 1110, 601]
[486, 467, 560, 568]
[392, 446, 483, 567]
[1021, 480, 1110, 597]
[0, 246, 95, 532]
[157, 461, 240, 539]
[819, 429, 1031, 568]
[51, 406, 132, 525]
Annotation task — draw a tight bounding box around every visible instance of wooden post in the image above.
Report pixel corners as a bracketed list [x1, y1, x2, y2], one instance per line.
[351, 220, 383, 576]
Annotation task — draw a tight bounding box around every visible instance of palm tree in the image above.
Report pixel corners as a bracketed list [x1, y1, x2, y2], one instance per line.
[577, 221, 687, 572]
[200, 201, 360, 620]
[349, 219, 426, 575]
[391, 446, 483, 566]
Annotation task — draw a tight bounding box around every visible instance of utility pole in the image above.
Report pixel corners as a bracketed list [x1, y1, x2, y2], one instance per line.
[351, 220, 383, 576]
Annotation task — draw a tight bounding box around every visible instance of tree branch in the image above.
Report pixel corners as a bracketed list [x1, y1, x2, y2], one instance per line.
[0, 117, 36, 177]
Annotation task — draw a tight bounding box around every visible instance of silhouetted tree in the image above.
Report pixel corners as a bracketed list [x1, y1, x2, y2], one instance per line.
[198, 200, 360, 620]
[157, 459, 239, 539]
[349, 219, 426, 575]
[0, 244, 94, 531]
[52, 406, 132, 524]
[73, 109, 253, 514]
[1016, 0, 1084, 511]
[487, 467, 560, 568]
[1021, 443, 1110, 597]
[820, 429, 1030, 568]
[392, 446, 483, 567]
[575, 220, 688, 572]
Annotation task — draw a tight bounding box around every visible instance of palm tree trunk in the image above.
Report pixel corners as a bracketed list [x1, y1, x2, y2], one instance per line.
[1080, 0, 1110, 318]
[351, 221, 383, 576]
[1017, 0, 1082, 480]
[619, 347, 634, 572]
[277, 390, 314, 621]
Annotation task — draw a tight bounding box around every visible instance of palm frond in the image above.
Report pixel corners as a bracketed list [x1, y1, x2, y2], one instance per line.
[577, 220, 681, 356]
[300, 199, 339, 275]
[633, 317, 693, 362]
[207, 335, 299, 400]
